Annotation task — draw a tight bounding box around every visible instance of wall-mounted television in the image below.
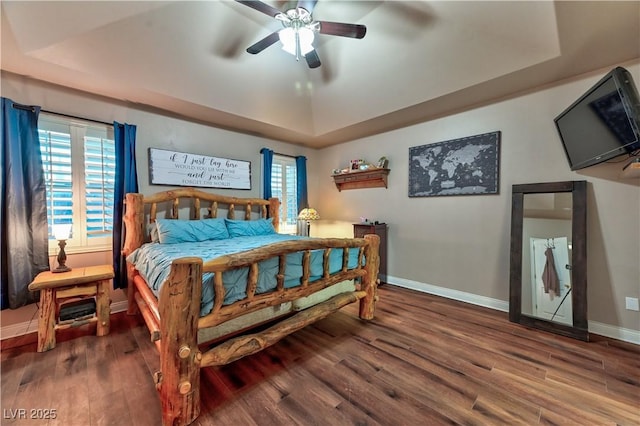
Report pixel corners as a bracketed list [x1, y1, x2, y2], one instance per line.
[554, 66, 640, 170]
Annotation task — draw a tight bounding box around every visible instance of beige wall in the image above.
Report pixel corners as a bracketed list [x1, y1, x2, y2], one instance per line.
[1, 61, 639, 336]
[311, 61, 640, 332]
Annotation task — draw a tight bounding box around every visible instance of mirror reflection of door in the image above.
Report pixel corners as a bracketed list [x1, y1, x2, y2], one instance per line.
[529, 237, 572, 325]
[521, 192, 573, 325]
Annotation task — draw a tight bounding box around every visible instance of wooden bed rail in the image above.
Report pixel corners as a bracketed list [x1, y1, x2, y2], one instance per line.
[200, 290, 367, 367]
[198, 237, 375, 329]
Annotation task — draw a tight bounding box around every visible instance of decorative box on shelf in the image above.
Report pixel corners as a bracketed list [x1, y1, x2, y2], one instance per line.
[332, 168, 390, 191]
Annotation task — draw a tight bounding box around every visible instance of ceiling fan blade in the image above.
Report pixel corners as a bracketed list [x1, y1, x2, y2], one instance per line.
[318, 21, 367, 39]
[246, 32, 280, 54]
[235, 0, 282, 18]
[297, 0, 318, 13]
[305, 50, 321, 68]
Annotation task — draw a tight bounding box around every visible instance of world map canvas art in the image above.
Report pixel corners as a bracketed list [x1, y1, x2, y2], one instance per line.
[409, 131, 501, 197]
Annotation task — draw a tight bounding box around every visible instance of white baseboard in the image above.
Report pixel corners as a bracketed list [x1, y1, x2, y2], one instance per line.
[387, 275, 509, 312]
[588, 320, 640, 345]
[0, 300, 128, 341]
[387, 275, 640, 346]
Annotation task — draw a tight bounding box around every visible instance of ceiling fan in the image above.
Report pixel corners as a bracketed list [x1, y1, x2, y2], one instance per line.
[235, 0, 367, 68]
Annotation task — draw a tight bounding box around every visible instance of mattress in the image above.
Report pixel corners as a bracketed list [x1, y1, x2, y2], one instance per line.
[127, 234, 360, 316]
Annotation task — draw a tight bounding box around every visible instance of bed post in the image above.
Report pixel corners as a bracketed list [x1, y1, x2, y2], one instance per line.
[268, 197, 280, 232]
[360, 234, 380, 320]
[158, 257, 203, 426]
[123, 193, 145, 315]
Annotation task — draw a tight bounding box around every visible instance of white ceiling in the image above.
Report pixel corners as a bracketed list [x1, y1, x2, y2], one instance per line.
[2, 1, 639, 148]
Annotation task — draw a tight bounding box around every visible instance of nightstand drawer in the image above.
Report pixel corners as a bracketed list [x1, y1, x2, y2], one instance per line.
[56, 285, 97, 299]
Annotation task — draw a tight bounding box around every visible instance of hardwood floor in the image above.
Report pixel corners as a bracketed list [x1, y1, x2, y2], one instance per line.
[2, 285, 638, 425]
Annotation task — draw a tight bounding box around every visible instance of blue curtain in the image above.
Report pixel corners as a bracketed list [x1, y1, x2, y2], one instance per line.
[260, 148, 273, 200]
[112, 122, 138, 289]
[295, 155, 308, 213]
[1, 98, 50, 309]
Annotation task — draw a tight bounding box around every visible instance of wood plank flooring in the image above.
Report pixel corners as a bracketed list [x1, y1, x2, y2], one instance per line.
[1, 285, 638, 425]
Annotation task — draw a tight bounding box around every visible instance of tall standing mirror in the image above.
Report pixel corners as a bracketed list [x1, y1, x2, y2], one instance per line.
[509, 181, 588, 341]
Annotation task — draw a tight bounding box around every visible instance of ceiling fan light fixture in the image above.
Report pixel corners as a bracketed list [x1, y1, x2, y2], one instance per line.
[236, 0, 366, 68]
[278, 27, 315, 58]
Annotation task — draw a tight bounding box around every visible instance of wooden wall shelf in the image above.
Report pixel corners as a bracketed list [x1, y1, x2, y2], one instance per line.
[332, 169, 390, 191]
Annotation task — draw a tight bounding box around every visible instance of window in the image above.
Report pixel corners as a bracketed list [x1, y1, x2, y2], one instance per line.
[270, 155, 298, 234]
[38, 113, 115, 253]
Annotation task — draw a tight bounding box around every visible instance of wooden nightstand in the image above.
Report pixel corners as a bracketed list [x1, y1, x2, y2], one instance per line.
[28, 265, 113, 352]
[354, 223, 387, 284]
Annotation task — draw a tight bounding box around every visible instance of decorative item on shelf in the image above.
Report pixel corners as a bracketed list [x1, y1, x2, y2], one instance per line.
[298, 207, 320, 236]
[52, 224, 72, 273]
[350, 159, 360, 171]
[377, 156, 389, 169]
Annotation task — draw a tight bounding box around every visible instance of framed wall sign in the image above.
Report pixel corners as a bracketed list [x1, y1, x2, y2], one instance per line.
[149, 148, 251, 190]
[409, 131, 500, 197]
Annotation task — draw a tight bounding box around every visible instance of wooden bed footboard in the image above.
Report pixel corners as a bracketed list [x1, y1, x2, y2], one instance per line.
[122, 189, 380, 426]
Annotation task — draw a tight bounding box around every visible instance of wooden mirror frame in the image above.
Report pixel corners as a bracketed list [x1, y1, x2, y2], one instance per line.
[509, 180, 588, 341]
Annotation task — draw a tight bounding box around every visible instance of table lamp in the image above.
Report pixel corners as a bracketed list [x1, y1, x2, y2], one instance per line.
[52, 224, 72, 273]
[298, 208, 320, 236]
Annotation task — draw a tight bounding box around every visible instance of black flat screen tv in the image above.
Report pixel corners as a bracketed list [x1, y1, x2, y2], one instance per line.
[554, 66, 640, 170]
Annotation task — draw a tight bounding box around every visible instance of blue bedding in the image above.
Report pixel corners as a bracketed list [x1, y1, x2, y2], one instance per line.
[127, 234, 360, 316]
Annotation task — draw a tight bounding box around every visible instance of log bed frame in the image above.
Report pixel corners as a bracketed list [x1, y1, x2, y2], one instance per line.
[122, 188, 380, 426]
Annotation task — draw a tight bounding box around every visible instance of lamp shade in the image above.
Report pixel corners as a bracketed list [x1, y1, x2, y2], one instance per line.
[298, 208, 320, 221]
[53, 223, 72, 240]
[297, 27, 315, 56]
[279, 28, 297, 56]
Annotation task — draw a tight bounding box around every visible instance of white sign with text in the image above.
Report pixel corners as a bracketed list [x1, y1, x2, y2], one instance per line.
[149, 148, 251, 189]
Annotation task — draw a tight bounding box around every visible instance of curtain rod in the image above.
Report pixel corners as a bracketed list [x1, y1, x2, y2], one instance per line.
[261, 147, 302, 159]
[41, 109, 113, 127]
[274, 152, 298, 159]
[11, 103, 113, 127]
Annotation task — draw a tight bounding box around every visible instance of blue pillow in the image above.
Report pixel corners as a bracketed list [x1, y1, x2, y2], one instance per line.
[225, 218, 276, 237]
[155, 218, 229, 244]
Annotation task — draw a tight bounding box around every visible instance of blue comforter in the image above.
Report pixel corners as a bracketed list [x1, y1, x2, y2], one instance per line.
[127, 234, 359, 316]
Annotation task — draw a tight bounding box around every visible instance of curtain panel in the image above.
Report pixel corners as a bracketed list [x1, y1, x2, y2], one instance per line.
[1, 98, 50, 309]
[295, 155, 308, 213]
[112, 122, 139, 289]
[260, 148, 273, 200]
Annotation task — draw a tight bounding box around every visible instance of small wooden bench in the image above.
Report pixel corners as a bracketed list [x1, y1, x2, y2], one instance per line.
[28, 265, 113, 352]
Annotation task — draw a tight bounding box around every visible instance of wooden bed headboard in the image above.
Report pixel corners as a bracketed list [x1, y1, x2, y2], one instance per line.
[122, 187, 280, 257]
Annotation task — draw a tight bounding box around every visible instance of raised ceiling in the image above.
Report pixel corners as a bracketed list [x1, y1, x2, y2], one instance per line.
[1, 1, 639, 148]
